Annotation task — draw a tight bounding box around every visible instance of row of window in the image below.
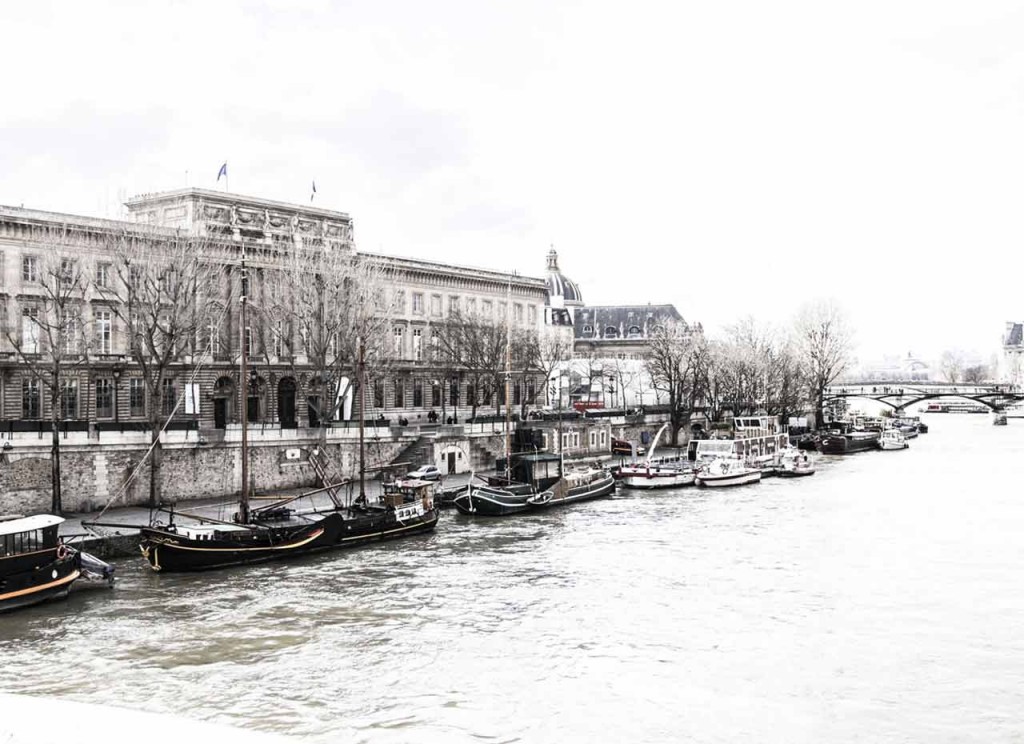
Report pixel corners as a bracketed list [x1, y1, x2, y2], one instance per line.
[20, 377, 160, 420]
[580, 324, 645, 338]
[17, 255, 116, 288]
[371, 378, 537, 410]
[403, 291, 537, 325]
[0, 527, 54, 557]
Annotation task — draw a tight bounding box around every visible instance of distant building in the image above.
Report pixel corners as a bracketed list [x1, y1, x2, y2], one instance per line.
[542, 249, 690, 409]
[1000, 322, 1024, 386]
[858, 353, 932, 382]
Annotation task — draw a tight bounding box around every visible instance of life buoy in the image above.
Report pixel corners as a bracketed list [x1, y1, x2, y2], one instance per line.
[56, 544, 69, 560]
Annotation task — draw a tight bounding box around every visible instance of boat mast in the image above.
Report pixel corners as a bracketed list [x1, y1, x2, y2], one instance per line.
[239, 246, 251, 524]
[504, 276, 512, 481]
[358, 337, 366, 501]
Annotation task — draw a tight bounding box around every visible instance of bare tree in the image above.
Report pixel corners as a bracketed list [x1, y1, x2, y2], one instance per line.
[260, 247, 395, 431]
[939, 349, 965, 384]
[519, 329, 572, 411]
[962, 364, 988, 384]
[1, 226, 90, 514]
[793, 299, 854, 427]
[643, 319, 702, 445]
[106, 228, 218, 506]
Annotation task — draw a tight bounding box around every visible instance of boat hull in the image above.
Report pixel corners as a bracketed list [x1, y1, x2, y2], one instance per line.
[139, 508, 439, 572]
[453, 486, 532, 516]
[776, 466, 815, 477]
[819, 434, 879, 454]
[0, 553, 81, 613]
[696, 470, 762, 488]
[620, 470, 696, 489]
[529, 473, 616, 507]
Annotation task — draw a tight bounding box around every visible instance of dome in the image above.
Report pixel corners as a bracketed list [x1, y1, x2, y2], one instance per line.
[544, 248, 583, 306]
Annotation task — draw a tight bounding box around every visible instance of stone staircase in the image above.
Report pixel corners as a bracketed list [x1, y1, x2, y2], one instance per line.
[390, 435, 433, 472]
[469, 439, 499, 471]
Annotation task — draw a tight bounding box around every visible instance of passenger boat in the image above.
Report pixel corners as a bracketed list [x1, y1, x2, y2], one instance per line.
[695, 456, 762, 487]
[878, 429, 909, 450]
[890, 417, 919, 438]
[123, 254, 438, 572]
[619, 423, 695, 489]
[1, 514, 114, 612]
[776, 449, 816, 477]
[687, 416, 790, 466]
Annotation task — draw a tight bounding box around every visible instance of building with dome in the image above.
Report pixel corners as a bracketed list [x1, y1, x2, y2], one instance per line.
[541, 248, 688, 409]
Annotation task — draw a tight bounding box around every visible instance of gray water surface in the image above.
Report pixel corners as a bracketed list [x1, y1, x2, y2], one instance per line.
[3, 414, 1023, 743]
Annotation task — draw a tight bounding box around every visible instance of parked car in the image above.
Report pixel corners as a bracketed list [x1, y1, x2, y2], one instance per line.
[406, 465, 441, 481]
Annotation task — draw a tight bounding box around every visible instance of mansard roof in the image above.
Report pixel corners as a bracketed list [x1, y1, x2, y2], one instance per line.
[574, 304, 685, 340]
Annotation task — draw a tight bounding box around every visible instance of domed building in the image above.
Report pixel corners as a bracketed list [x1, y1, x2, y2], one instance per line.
[543, 247, 584, 328]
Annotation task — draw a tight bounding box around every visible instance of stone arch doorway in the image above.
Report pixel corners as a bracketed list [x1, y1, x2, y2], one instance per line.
[213, 376, 234, 429]
[278, 377, 297, 429]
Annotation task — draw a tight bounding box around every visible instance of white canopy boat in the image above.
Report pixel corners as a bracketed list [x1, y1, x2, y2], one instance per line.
[619, 423, 695, 489]
[695, 456, 762, 488]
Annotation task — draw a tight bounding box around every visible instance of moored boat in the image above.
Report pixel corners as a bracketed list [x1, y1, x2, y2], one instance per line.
[878, 429, 909, 450]
[620, 423, 695, 489]
[1, 514, 114, 612]
[695, 457, 762, 487]
[527, 465, 616, 508]
[818, 424, 880, 454]
[993, 411, 1008, 426]
[776, 449, 816, 477]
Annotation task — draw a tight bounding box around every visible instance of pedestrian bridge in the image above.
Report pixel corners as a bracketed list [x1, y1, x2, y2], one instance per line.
[824, 383, 1024, 412]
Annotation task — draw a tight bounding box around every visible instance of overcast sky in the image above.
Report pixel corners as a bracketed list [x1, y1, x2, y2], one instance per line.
[2, 0, 1022, 365]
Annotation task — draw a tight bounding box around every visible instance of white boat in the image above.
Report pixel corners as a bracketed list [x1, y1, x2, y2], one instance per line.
[620, 423, 695, 489]
[878, 429, 908, 450]
[776, 449, 816, 477]
[687, 416, 790, 466]
[993, 411, 1008, 426]
[695, 456, 762, 488]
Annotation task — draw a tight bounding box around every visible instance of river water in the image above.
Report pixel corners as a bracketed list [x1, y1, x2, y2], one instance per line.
[3, 414, 1023, 743]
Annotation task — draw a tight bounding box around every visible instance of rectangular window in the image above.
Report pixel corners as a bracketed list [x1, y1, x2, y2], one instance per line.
[430, 294, 442, 317]
[449, 296, 460, 315]
[244, 326, 253, 357]
[63, 313, 79, 355]
[60, 259, 74, 286]
[528, 305, 537, 326]
[413, 379, 423, 407]
[129, 378, 146, 417]
[96, 262, 112, 288]
[466, 298, 477, 315]
[413, 329, 422, 361]
[207, 320, 221, 356]
[185, 382, 200, 415]
[22, 255, 37, 283]
[96, 310, 112, 354]
[394, 379, 404, 408]
[430, 332, 439, 361]
[527, 379, 535, 403]
[373, 380, 384, 409]
[482, 300, 493, 316]
[272, 320, 284, 358]
[394, 290, 406, 314]
[21, 307, 39, 354]
[600, 430, 607, 447]
[513, 381, 521, 405]
[393, 326, 404, 357]
[431, 382, 441, 407]
[514, 304, 523, 324]
[95, 378, 113, 419]
[589, 430, 597, 448]
[499, 302, 507, 320]
[412, 293, 424, 315]
[22, 378, 40, 418]
[161, 378, 177, 417]
[60, 379, 78, 419]
[450, 380, 460, 406]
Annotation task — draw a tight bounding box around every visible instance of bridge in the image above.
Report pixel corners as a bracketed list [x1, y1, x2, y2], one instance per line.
[824, 382, 1024, 413]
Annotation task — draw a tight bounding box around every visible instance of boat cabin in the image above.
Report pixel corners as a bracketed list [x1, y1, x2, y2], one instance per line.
[0, 515, 62, 558]
[687, 415, 789, 463]
[495, 452, 564, 490]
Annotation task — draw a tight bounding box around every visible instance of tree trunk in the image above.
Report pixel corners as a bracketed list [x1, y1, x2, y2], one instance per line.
[50, 418, 62, 516]
[149, 429, 163, 507]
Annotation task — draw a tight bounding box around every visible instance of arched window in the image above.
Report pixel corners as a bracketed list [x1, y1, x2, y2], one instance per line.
[628, 325, 642, 337]
[604, 326, 619, 338]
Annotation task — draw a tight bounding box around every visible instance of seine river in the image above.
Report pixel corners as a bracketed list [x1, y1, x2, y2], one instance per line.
[3, 413, 1023, 743]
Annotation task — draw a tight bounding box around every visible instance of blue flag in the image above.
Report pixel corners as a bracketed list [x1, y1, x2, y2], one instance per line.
[217, 162, 228, 181]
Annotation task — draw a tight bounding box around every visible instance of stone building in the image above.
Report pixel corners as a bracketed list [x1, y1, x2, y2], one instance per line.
[0, 188, 548, 432]
[1000, 322, 1024, 387]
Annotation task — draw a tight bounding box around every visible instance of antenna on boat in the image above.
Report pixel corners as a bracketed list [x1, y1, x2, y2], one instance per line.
[239, 245, 251, 525]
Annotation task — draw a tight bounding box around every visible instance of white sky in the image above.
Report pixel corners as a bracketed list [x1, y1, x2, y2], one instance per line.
[3, 0, 1023, 365]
